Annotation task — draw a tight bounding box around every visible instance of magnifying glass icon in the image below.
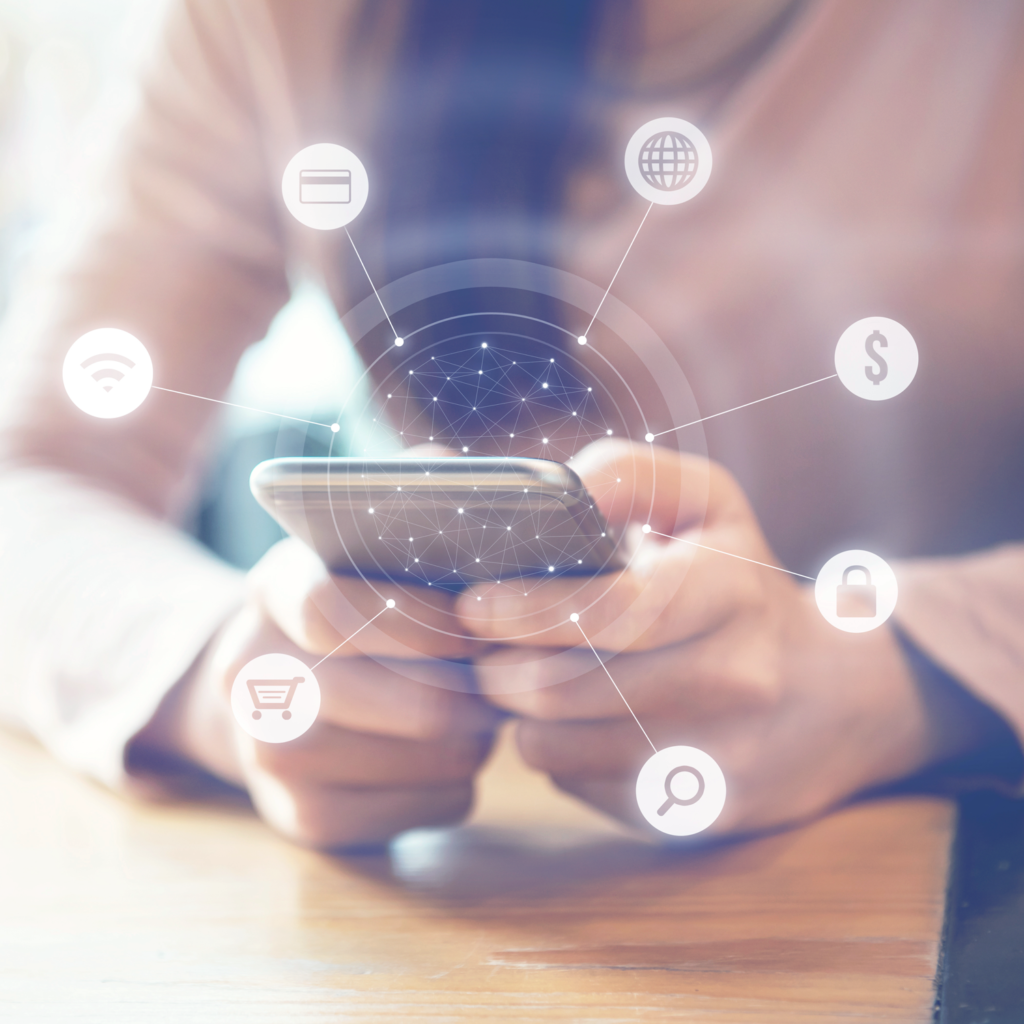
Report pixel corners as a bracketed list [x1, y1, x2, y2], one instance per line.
[657, 765, 705, 816]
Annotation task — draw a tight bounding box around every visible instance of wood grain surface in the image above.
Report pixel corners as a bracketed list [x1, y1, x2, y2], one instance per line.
[0, 724, 953, 1023]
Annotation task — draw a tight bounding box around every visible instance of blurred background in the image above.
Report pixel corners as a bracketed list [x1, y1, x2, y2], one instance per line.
[0, 0, 378, 568]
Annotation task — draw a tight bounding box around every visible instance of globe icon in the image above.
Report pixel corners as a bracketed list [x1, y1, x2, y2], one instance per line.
[638, 131, 699, 191]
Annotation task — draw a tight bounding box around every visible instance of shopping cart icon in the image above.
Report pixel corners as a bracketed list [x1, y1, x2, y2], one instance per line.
[246, 677, 304, 720]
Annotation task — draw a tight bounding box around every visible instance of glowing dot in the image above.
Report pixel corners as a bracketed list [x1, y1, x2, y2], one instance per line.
[457, 508, 464, 514]
[330, 423, 340, 433]
[408, 537, 412, 541]
[387, 393, 392, 398]
[386, 598, 396, 608]
[601, 531, 606, 537]
[548, 566, 555, 572]
[475, 557, 480, 562]
[542, 437, 549, 444]
[550, 358, 555, 363]
[433, 396, 438, 401]
[542, 382, 549, 388]
[368, 508, 375, 514]
[478, 370, 483, 375]
[606, 428, 613, 435]
[521, 397, 526, 401]
[510, 433, 515, 438]
[572, 411, 577, 416]
[617, 477, 621, 482]
[506, 526, 511, 531]
[569, 612, 579, 622]
[577, 335, 587, 345]
[477, 596, 482, 601]
[642, 524, 652, 534]
[481, 341, 488, 348]
[415, 557, 419, 562]
[428, 436, 434, 441]
[394, 337, 404, 347]
[472, 406, 476, 411]
[645, 432, 655, 443]
[462, 446, 468, 452]
[409, 370, 414, 375]
[577, 559, 583, 564]
[397, 486, 402, 491]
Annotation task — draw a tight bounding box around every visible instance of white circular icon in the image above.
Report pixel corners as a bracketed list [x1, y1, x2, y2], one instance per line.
[62, 328, 153, 419]
[636, 745, 726, 836]
[281, 143, 369, 230]
[814, 549, 897, 633]
[230, 653, 321, 743]
[834, 316, 918, 401]
[624, 117, 712, 205]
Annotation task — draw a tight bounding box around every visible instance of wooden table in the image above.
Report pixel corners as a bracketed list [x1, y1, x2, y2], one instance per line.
[0, 725, 953, 1023]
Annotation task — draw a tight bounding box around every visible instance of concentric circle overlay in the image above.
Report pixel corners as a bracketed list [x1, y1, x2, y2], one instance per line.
[62, 328, 153, 419]
[636, 745, 726, 836]
[625, 117, 712, 205]
[834, 316, 918, 401]
[814, 549, 897, 633]
[230, 653, 321, 743]
[281, 143, 369, 231]
[271, 258, 708, 692]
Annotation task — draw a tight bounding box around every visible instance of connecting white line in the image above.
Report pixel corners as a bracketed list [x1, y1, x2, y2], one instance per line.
[151, 387, 337, 430]
[646, 374, 838, 441]
[581, 201, 655, 340]
[570, 613, 657, 753]
[344, 227, 403, 345]
[642, 526, 815, 581]
[310, 601, 395, 671]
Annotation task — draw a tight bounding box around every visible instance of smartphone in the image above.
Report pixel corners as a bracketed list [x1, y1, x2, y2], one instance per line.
[250, 457, 622, 590]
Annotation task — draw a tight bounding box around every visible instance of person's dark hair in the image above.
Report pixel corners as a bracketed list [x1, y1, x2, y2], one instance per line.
[345, 1, 624, 446]
[354, 0, 617, 281]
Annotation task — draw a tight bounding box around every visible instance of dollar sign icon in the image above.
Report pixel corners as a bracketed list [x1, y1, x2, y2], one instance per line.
[864, 329, 888, 385]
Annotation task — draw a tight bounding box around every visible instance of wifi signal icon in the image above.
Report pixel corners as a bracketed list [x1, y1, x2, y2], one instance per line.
[80, 352, 136, 392]
[62, 328, 154, 419]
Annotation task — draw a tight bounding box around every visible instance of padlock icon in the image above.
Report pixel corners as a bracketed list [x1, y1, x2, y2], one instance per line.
[836, 565, 876, 617]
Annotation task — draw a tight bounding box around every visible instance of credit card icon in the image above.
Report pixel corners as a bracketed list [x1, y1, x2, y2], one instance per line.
[299, 169, 351, 204]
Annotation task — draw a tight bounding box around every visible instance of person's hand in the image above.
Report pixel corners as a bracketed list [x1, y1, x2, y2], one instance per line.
[138, 537, 500, 849]
[456, 439, 996, 837]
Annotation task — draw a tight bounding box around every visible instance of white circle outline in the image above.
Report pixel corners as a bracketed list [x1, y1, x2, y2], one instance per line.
[62, 328, 153, 419]
[834, 316, 918, 401]
[281, 143, 369, 231]
[636, 745, 726, 836]
[814, 549, 898, 633]
[624, 117, 713, 205]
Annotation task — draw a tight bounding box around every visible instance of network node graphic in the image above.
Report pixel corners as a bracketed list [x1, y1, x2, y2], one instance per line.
[62, 328, 153, 418]
[230, 653, 320, 743]
[814, 549, 897, 632]
[834, 316, 918, 400]
[281, 143, 369, 230]
[625, 117, 712, 205]
[636, 745, 727, 836]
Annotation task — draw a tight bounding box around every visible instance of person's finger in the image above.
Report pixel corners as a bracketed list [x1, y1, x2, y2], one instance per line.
[246, 771, 476, 850]
[514, 716, 649, 779]
[457, 520, 773, 651]
[251, 537, 476, 659]
[251, 721, 495, 788]
[568, 438, 748, 535]
[474, 629, 778, 721]
[316, 657, 502, 738]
